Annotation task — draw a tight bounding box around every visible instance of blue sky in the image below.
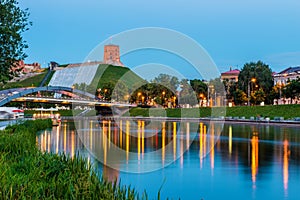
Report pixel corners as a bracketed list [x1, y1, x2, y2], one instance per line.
[20, 0, 300, 79]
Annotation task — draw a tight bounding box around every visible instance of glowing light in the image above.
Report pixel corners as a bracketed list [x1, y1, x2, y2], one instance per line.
[173, 122, 177, 161]
[108, 121, 111, 149]
[126, 120, 130, 161]
[283, 140, 289, 196]
[142, 121, 145, 156]
[120, 120, 123, 148]
[186, 122, 190, 149]
[56, 126, 60, 154]
[251, 135, 259, 185]
[199, 123, 203, 168]
[40, 133, 44, 152]
[204, 124, 207, 156]
[138, 120, 141, 160]
[162, 122, 166, 165]
[64, 123, 67, 152]
[180, 128, 183, 168]
[229, 125, 232, 154]
[211, 123, 215, 172]
[71, 130, 75, 158]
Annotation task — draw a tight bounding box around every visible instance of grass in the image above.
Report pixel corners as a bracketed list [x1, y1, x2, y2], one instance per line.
[0, 119, 151, 199]
[43, 70, 55, 86]
[128, 104, 300, 120]
[0, 69, 48, 89]
[88, 64, 146, 92]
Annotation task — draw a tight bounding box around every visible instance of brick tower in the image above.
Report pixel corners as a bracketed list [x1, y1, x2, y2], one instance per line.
[103, 44, 123, 66]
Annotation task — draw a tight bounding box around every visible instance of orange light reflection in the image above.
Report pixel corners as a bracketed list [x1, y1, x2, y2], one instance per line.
[251, 135, 259, 186]
[283, 140, 289, 196]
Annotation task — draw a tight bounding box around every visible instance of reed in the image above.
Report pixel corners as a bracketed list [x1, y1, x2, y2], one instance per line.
[0, 119, 154, 199]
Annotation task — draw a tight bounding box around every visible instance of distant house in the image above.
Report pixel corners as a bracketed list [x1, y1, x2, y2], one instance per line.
[11, 60, 41, 74]
[273, 66, 300, 85]
[221, 68, 240, 82]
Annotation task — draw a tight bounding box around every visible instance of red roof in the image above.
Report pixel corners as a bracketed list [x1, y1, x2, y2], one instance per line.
[221, 69, 240, 75]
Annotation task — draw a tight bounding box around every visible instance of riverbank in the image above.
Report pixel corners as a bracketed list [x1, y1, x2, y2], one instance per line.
[128, 104, 300, 120]
[24, 104, 300, 120]
[0, 119, 147, 199]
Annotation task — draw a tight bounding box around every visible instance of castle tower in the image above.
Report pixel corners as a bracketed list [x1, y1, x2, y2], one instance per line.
[103, 44, 124, 66]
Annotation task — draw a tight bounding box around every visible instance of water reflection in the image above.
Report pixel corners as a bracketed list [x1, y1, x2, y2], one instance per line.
[251, 134, 259, 187]
[283, 140, 289, 197]
[36, 119, 300, 200]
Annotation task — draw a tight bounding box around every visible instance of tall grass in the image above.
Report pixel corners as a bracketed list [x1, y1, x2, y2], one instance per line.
[0, 119, 151, 199]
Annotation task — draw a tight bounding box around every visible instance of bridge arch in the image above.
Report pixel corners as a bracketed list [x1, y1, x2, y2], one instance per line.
[0, 86, 95, 107]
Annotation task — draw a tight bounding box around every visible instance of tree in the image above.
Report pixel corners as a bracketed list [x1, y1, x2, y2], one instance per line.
[233, 89, 247, 105]
[238, 61, 273, 104]
[0, 0, 31, 83]
[111, 81, 128, 102]
[208, 78, 226, 106]
[282, 79, 300, 104]
[253, 88, 266, 105]
[269, 84, 280, 104]
[190, 79, 207, 98]
[152, 74, 179, 93]
[179, 79, 197, 106]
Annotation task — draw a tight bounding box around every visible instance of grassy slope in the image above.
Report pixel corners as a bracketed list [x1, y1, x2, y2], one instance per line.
[1, 65, 144, 91]
[128, 104, 300, 120]
[0, 119, 146, 199]
[88, 64, 146, 92]
[0, 70, 48, 89]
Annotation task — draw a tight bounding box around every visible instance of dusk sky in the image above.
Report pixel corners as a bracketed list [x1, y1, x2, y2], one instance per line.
[20, 0, 300, 79]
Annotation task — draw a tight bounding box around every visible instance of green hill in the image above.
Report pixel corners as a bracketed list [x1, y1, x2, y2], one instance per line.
[0, 65, 145, 92]
[87, 64, 146, 93]
[0, 69, 49, 90]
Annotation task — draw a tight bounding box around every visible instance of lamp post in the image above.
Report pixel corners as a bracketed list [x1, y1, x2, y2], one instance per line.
[142, 96, 145, 104]
[137, 92, 141, 104]
[162, 91, 165, 106]
[104, 89, 108, 100]
[173, 96, 176, 108]
[199, 93, 204, 107]
[248, 78, 256, 106]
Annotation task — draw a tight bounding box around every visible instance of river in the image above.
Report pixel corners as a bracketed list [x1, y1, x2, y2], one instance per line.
[36, 118, 300, 200]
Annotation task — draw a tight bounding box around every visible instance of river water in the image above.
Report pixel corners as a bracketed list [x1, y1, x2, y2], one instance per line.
[36, 118, 300, 200]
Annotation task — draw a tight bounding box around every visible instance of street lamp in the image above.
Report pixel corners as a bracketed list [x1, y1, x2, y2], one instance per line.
[162, 91, 166, 106]
[137, 92, 141, 104]
[248, 78, 256, 106]
[104, 89, 108, 100]
[142, 96, 145, 104]
[199, 93, 204, 107]
[173, 96, 177, 108]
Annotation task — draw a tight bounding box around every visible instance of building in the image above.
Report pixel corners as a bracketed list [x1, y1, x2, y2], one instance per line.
[272, 66, 300, 105]
[220, 68, 240, 82]
[273, 66, 300, 85]
[11, 60, 41, 74]
[103, 44, 124, 66]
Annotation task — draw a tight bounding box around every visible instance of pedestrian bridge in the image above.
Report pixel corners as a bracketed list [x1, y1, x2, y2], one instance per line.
[0, 86, 134, 109]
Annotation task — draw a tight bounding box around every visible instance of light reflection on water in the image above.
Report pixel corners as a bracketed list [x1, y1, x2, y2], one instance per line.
[37, 119, 300, 200]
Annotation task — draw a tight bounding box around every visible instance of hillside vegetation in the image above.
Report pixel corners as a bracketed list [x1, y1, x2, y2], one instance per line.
[88, 64, 145, 92]
[0, 69, 48, 89]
